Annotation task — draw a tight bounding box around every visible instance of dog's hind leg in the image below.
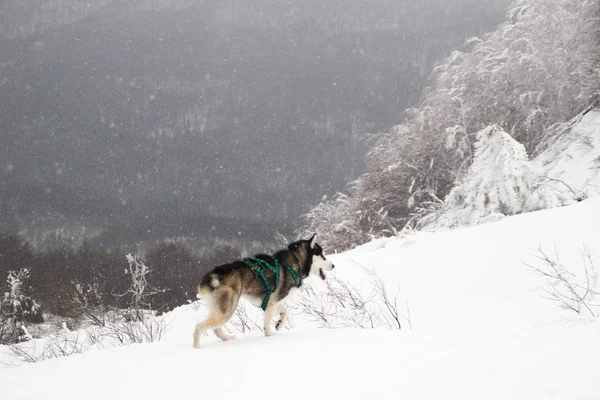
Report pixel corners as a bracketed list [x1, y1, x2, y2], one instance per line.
[275, 303, 288, 331]
[214, 327, 235, 342]
[192, 287, 240, 348]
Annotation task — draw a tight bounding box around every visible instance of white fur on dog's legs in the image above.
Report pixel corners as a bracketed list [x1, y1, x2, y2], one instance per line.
[275, 303, 288, 331]
[263, 301, 278, 337]
[214, 327, 235, 342]
[193, 316, 219, 348]
[192, 287, 239, 348]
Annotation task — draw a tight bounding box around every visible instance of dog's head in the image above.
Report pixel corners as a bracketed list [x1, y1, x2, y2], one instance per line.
[288, 234, 335, 280]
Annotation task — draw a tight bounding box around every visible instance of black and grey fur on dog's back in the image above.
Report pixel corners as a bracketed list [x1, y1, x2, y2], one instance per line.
[199, 254, 295, 305]
[193, 235, 335, 348]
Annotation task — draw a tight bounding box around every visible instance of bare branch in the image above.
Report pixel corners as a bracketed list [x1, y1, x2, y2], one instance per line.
[525, 245, 598, 316]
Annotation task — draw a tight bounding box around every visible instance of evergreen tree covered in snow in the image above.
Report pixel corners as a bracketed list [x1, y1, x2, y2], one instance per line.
[425, 124, 573, 228]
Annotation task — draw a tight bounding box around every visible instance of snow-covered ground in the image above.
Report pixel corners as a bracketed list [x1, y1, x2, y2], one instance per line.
[1, 194, 599, 399]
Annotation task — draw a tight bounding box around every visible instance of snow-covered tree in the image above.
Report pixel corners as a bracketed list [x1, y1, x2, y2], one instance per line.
[302, 0, 600, 249]
[0, 269, 42, 344]
[120, 254, 160, 322]
[391, 0, 600, 218]
[300, 192, 362, 252]
[423, 124, 574, 228]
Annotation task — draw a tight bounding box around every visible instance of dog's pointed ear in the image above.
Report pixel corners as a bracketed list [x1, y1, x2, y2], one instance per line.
[308, 233, 317, 248]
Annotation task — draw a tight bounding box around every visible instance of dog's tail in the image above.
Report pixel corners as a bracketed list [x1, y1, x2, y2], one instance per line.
[197, 273, 221, 298]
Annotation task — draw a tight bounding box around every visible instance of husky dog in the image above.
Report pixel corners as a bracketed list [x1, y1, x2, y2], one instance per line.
[192, 234, 334, 348]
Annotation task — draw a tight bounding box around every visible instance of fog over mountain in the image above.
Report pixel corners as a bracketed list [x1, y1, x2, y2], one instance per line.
[0, 0, 510, 249]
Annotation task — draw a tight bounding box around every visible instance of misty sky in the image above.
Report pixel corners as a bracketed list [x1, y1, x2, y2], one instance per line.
[0, 0, 511, 249]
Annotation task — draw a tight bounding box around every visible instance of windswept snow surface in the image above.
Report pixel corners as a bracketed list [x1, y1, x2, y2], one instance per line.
[2, 197, 600, 399]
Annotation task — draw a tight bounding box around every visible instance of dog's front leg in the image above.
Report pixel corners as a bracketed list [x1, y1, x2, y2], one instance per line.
[263, 300, 278, 337]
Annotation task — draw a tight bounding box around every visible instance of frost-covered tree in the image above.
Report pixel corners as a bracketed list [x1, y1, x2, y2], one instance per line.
[422, 124, 574, 228]
[300, 192, 362, 252]
[0, 269, 42, 344]
[387, 0, 600, 217]
[302, 125, 426, 250]
[120, 254, 160, 322]
[302, 0, 600, 249]
[441, 124, 533, 226]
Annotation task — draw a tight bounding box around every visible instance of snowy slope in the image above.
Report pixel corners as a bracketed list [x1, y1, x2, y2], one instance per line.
[535, 107, 600, 197]
[1, 326, 599, 400]
[333, 198, 600, 332]
[2, 197, 600, 399]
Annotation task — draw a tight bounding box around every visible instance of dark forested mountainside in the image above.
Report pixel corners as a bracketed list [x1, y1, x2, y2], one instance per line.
[0, 0, 510, 249]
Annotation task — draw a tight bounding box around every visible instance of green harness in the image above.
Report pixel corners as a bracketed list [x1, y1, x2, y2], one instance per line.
[241, 257, 299, 311]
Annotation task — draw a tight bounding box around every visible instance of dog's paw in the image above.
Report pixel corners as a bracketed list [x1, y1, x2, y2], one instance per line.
[264, 330, 276, 337]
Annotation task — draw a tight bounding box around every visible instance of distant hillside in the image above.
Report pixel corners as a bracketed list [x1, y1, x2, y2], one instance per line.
[0, 0, 510, 246]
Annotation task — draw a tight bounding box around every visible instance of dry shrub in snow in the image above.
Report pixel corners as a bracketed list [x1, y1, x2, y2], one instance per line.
[525, 245, 599, 316]
[216, 267, 411, 333]
[294, 268, 410, 330]
[7, 254, 168, 364]
[8, 316, 167, 365]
